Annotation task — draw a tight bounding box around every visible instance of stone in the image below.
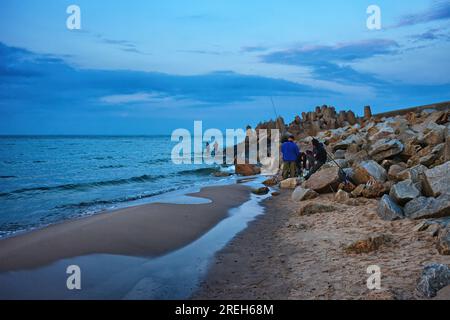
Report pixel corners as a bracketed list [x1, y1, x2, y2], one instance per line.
[280, 178, 298, 189]
[364, 105, 372, 120]
[388, 163, 408, 182]
[213, 171, 232, 177]
[426, 223, 441, 237]
[335, 189, 350, 204]
[262, 177, 278, 186]
[434, 285, 450, 300]
[351, 184, 366, 197]
[322, 159, 349, 169]
[291, 187, 319, 202]
[271, 192, 280, 197]
[345, 150, 369, 165]
[304, 166, 342, 193]
[423, 123, 445, 146]
[333, 134, 364, 151]
[235, 164, 261, 176]
[404, 194, 450, 219]
[338, 181, 356, 193]
[334, 149, 346, 159]
[368, 139, 404, 162]
[416, 264, 450, 298]
[389, 179, 421, 205]
[412, 221, 430, 232]
[252, 186, 270, 195]
[362, 181, 387, 199]
[298, 202, 338, 216]
[352, 160, 387, 185]
[422, 161, 450, 197]
[345, 234, 392, 254]
[377, 195, 404, 221]
[437, 227, 450, 255]
[397, 164, 427, 184]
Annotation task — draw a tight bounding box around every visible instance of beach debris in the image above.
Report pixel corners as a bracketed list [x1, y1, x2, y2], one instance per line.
[345, 234, 392, 254]
[291, 186, 319, 202]
[437, 227, 450, 255]
[416, 263, 450, 298]
[389, 179, 421, 206]
[280, 178, 298, 189]
[235, 164, 261, 176]
[422, 161, 450, 197]
[304, 166, 342, 193]
[377, 195, 404, 221]
[252, 186, 270, 195]
[298, 202, 338, 216]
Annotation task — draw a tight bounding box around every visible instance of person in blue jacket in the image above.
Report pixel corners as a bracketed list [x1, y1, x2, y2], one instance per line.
[281, 135, 300, 179]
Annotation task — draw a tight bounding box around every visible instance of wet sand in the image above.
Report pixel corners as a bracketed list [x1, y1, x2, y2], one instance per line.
[0, 184, 250, 273]
[193, 190, 450, 300]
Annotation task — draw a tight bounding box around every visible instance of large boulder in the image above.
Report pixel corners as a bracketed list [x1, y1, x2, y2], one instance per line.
[404, 194, 450, 219]
[368, 139, 404, 162]
[422, 161, 450, 197]
[416, 264, 450, 298]
[352, 160, 387, 185]
[377, 195, 404, 221]
[304, 166, 342, 193]
[291, 187, 319, 202]
[423, 123, 445, 146]
[389, 179, 421, 206]
[235, 164, 261, 176]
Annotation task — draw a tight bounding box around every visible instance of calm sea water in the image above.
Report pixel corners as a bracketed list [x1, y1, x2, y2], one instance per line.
[0, 136, 232, 238]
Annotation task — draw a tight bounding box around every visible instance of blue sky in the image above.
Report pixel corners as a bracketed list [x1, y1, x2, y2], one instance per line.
[1, 0, 449, 134]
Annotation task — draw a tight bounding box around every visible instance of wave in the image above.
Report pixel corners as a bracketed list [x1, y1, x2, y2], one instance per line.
[177, 167, 221, 176]
[0, 174, 166, 198]
[56, 187, 181, 209]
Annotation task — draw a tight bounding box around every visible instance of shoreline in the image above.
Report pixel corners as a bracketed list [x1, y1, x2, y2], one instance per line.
[0, 183, 251, 273]
[193, 190, 450, 300]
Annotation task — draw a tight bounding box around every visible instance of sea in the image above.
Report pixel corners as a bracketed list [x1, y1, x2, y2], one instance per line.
[0, 135, 235, 239]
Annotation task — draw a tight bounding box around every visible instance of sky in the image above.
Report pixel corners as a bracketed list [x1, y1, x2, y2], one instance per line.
[0, 0, 450, 134]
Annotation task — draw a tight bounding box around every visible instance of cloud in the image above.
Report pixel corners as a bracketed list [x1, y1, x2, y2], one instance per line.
[241, 46, 269, 53]
[409, 26, 450, 42]
[0, 42, 326, 109]
[261, 39, 399, 65]
[396, 0, 450, 27]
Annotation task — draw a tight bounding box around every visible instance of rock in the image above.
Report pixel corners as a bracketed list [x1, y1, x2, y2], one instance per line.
[235, 164, 261, 176]
[322, 159, 349, 169]
[345, 150, 369, 165]
[362, 181, 387, 198]
[351, 184, 366, 197]
[416, 264, 450, 298]
[388, 163, 408, 182]
[445, 127, 450, 162]
[338, 181, 356, 193]
[423, 123, 445, 146]
[397, 164, 427, 183]
[364, 105, 372, 120]
[427, 223, 441, 237]
[413, 221, 430, 232]
[345, 234, 392, 254]
[298, 202, 338, 216]
[368, 139, 404, 162]
[280, 178, 298, 189]
[304, 166, 342, 193]
[252, 186, 270, 195]
[333, 134, 364, 151]
[213, 171, 232, 177]
[291, 187, 319, 202]
[335, 189, 350, 204]
[377, 195, 404, 221]
[271, 192, 280, 197]
[262, 177, 278, 186]
[389, 179, 421, 205]
[422, 161, 450, 197]
[404, 194, 450, 219]
[437, 227, 450, 255]
[352, 160, 387, 185]
[334, 149, 346, 159]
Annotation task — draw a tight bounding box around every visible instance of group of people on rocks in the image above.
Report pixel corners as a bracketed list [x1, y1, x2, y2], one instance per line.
[281, 135, 328, 180]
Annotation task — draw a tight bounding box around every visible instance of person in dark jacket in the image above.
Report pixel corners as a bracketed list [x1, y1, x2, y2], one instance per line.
[305, 138, 328, 180]
[281, 135, 300, 179]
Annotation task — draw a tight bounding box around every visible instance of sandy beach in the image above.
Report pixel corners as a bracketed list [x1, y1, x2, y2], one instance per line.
[0, 184, 251, 273]
[193, 190, 450, 300]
